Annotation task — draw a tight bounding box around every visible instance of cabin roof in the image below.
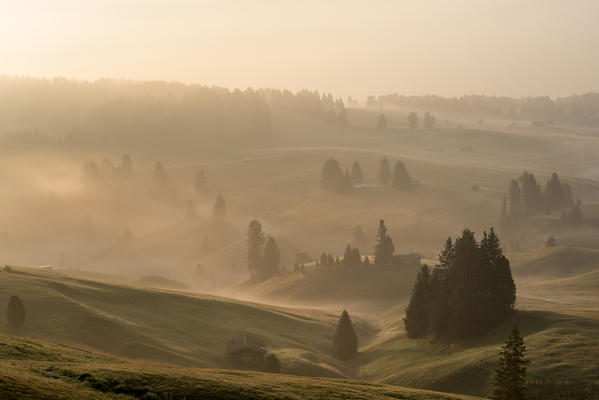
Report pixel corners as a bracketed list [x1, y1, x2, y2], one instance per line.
[226, 333, 266, 355]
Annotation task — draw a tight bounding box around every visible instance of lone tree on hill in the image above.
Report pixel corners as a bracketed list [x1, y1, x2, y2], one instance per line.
[376, 113, 387, 131]
[264, 354, 281, 373]
[351, 161, 363, 185]
[247, 220, 265, 279]
[378, 157, 391, 186]
[374, 219, 395, 267]
[422, 112, 436, 129]
[332, 310, 358, 360]
[6, 295, 25, 330]
[408, 112, 418, 129]
[404, 265, 432, 338]
[492, 326, 529, 400]
[260, 235, 281, 281]
[212, 195, 226, 219]
[392, 160, 412, 189]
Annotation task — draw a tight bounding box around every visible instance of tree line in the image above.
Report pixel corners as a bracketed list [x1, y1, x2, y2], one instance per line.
[404, 228, 516, 340]
[321, 157, 417, 193]
[368, 92, 599, 126]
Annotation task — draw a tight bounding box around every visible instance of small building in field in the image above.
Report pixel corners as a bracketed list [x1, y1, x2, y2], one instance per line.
[225, 333, 267, 370]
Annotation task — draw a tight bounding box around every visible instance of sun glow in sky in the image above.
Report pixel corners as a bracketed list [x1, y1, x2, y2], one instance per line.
[1, 0, 598, 98]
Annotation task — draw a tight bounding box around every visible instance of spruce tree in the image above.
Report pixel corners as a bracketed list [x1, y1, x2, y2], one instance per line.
[195, 169, 210, 197]
[376, 113, 387, 131]
[508, 180, 522, 220]
[404, 265, 432, 338]
[260, 235, 280, 281]
[544, 172, 565, 210]
[6, 295, 25, 330]
[264, 354, 281, 373]
[519, 171, 543, 215]
[392, 160, 411, 189]
[212, 195, 226, 219]
[332, 310, 358, 360]
[493, 326, 529, 400]
[378, 157, 391, 186]
[247, 220, 265, 279]
[374, 219, 395, 267]
[351, 161, 364, 185]
[408, 112, 418, 129]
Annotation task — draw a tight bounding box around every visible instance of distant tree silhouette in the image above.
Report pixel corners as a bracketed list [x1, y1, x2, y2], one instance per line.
[119, 154, 133, 178]
[351, 161, 363, 185]
[392, 160, 412, 189]
[351, 225, 368, 251]
[332, 310, 358, 360]
[260, 235, 280, 280]
[374, 219, 395, 267]
[264, 354, 281, 373]
[508, 180, 522, 219]
[492, 326, 529, 400]
[366, 96, 378, 108]
[212, 195, 226, 219]
[186, 199, 196, 219]
[6, 295, 25, 330]
[376, 113, 387, 131]
[247, 220, 265, 279]
[120, 227, 133, 245]
[519, 171, 543, 216]
[194, 169, 211, 197]
[422, 112, 436, 129]
[321, 159, 352, 193]
[404, 265, 432, 338]
[561, 205, 583, 225]
[545, 236, 557, 248]
[408, 112, 418, 129]
[378, 157, 391, 186]
[153, 161, 169, 188]
[82, 161, 101, 182]
[544, 172, 565, 210]
[343, 244, 361, 267]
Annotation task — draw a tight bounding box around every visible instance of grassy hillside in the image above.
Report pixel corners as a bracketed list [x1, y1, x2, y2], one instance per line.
[0, 266, 377, 378]
[0, 333, 483, 400]
[359, 303, 599, 398]
[509, 246, 599, 278]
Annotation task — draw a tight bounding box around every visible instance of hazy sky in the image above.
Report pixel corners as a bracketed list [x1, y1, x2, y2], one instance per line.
[1, 0, 598, 99]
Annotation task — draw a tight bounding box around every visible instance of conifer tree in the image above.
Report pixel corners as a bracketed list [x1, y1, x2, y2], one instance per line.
[212, 195, 226, 219]
[332, 310, 358, 360]
[422, 112, 436, 129]
[376, 113, 387, 131]
[544, 172, 565, 210]
[321, 159, 352, 193]
[378, 157, 391, 186]
[247, 220, 265, 279]
[351, 161, 364, 185]
[260, 235, 280, 280]
[408, 112, 418, 129]
[119, 154, 133, 178]
[519, 171, 543, 215]
[6, 295, 25, 329]
[194, 169, 210, 197]
[404, 265, 432, 338]
[264, 353, 281, 373]
[508, 180, 522, 219]
[492, 326, 529, 400]
[392, 160, 412, 189]
[351, 225, 368, 251]
[438, 237, 454, 268]
[343, 244, 361, 267]
[374, 219, 395, 267]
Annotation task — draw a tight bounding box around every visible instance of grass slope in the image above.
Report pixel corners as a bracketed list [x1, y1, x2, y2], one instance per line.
[509, 246, 599, 278]
[0, 266, 375, 378]
[0, 333, 482, 400]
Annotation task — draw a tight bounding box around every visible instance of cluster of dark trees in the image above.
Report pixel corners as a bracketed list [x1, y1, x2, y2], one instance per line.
[0, 77, 348, 149]
[316, 219, 399, 269]
[81, 154, 133, 182]
[369, 92, 599, 126]
[321, 159, 354, 193]
[332, 310, 358, 361]
[501, 171, 582, 228]
[404, 228, 516, 340]
[378, 157, 415, 189]
[246, 220, 281, 282]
